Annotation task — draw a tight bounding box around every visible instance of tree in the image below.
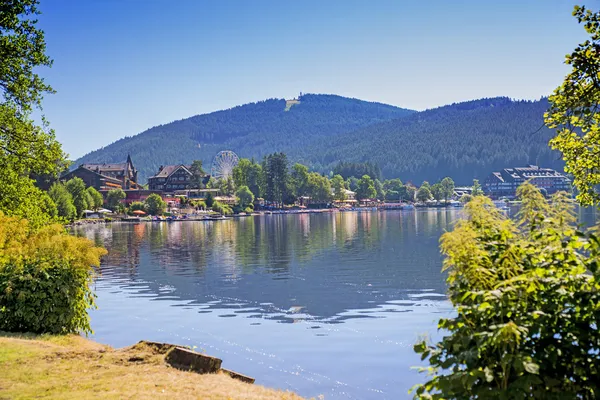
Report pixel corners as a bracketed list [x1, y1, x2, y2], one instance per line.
[413, 184, 600, 398]
[233, 158, 251, 188]
[236, 185, 254, 209]
[291, 163, 309, 197]
[306, 172, 332, 203]
[459, 193, 473, 204]
[189, 160, 206, 189]
[106, 188, 126, 211]
[399, 184, 416, 202]
[440, 177, 455, 202]
[383, 178, 403, 201]
[144, 193, 166, 215]
[356, 175, 376, 200]
[545, 5, 600, 206]
[86, 187, 103, 210]
[431, 182, 443, 201]
[65, 177, 89, 218]
[416, 186, 432, 202]
[346, 176, 359, 192]
[1, 0, 54, 111]
[263, 153, 291, 207]
[0, 0, 66, 229]
[48, 182, 76, 221]
[331, 174, 347, 201]
[217, 176, 236, 196]
[205, 192, 215, 208]
[472, 179, 483, 196]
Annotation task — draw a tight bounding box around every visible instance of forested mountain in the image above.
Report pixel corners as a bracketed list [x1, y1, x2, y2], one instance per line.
[74, 94, 561, 185]
[74, 94, 413, 183]
[302, 97, 562, 184]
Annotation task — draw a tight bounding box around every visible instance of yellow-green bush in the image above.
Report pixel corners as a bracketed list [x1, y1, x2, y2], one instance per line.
[0, 213, 107, 334]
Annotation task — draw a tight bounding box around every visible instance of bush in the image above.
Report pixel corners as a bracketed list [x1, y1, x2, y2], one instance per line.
[0, 213, 106, 334]
[211, 201, 232, 215]
[413, 184, 600, 399]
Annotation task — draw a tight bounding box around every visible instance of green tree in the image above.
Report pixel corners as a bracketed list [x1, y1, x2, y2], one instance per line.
[431, 182, 443, 201]
[356, 175, 376, 200]
[0, 1, 66, 229]
[306, 172, 332, 203]
[217, 176, 236, 196]
[86, 187, 103, 210]
[472, 179, 484, 196]
[331, 174, 347, 201]
[440, 177, 455, 202]
[106, 188, 126, 211]
[346, 176, 359, 192]
[48, 182, 76, 221]
[399, 184, 416, 202]
[205, 192, 215, 208]
[291, 163, 310, 197]
[128, 201, 146, 213]
[416, 186, 432, 202]
[1, 0, 53, 111]
[189, 160, 206, 189]
[413, 184, 600, 399]
[263, 152, 291, 207]
[545, 5, 600, 205]
[236, 185, 254, 209]
[233, 158, 252, 188]
[65, 177, 89, 218]
[144, 193, 166, 215]
[459, 193, 473, 204]
[383, 178, 403, 201]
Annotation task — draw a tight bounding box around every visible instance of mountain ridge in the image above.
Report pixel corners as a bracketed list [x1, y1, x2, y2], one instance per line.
[73, 94, 560, 185]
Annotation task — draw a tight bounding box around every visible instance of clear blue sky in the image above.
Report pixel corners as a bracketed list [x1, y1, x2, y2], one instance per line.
[37, 0, 589, 159]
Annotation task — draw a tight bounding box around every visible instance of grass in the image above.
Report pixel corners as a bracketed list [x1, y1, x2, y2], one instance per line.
[0, 332, 305, 400]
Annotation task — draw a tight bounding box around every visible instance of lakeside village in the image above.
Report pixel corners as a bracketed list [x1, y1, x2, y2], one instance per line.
[60, 152, 573, 223]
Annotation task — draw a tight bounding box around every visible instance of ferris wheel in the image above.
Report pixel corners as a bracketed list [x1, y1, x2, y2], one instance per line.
[210, 150, 239, 180]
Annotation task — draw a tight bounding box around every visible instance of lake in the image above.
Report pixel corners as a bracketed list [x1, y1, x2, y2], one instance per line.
[73, 209, 469, 399]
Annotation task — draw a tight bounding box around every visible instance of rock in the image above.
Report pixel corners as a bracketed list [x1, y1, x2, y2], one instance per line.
[135, 340, 176, 354]
[220, 368, 255, 384]
[165, 347, 222, 374]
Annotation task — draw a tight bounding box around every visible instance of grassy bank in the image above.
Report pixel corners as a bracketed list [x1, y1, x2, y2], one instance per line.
[0, 332, 304, 400]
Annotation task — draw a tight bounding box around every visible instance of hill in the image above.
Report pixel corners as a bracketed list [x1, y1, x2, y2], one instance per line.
[303, 97, 562, 184]
[74, 94, 414, 183]
[73, 94, 562, 185]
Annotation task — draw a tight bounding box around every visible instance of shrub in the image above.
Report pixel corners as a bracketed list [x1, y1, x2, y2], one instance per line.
[412, 184, 600, 399]
[0, 213, 107, 334]
[211, 201, 232, 215]
[144, 193, 166, 215]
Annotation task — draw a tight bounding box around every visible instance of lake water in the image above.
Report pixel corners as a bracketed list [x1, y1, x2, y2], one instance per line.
[73, 210, 471, 399]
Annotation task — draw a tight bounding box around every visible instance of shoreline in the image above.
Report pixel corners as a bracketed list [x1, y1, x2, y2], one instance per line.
[0, 332, 305, 400]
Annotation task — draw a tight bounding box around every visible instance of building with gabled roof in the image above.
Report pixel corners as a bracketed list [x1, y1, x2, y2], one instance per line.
[147, 164, 199, 192]
[62, 155, 140, 191]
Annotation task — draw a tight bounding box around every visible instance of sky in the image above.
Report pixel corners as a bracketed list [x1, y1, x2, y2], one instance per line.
[35, 0, 591, 159]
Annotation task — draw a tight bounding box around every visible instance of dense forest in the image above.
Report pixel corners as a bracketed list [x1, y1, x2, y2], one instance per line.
[74, 94, 561, 185]
[74, 94, 413, 182]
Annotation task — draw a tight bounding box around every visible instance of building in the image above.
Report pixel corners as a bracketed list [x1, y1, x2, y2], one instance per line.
[484, 165, 571, 199]
[62, 155, 139, 191]
[147, 165, 195, 192]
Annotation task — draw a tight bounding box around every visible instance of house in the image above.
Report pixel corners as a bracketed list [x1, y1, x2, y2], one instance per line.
[62, 155, 139, 191]
[484, 165, 571, 199]
[147, 165, 195, 193]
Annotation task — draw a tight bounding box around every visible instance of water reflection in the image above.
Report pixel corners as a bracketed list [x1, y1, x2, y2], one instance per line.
[73, 210, 457, 399]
